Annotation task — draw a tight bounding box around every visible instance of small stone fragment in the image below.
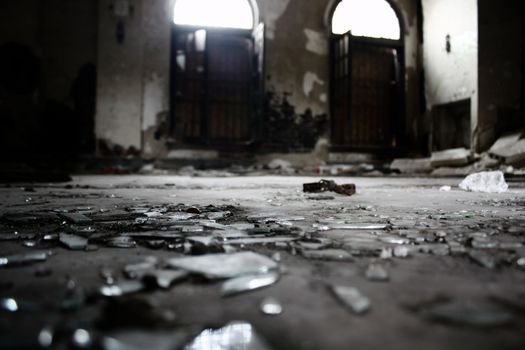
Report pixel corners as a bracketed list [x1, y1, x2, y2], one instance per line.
[59, 233, 88, 250]
[331, 286, 370, 314]
[365, 264, 389, 281]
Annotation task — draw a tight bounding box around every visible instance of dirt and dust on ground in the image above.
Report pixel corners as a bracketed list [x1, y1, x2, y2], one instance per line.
[0, 173, 524, 349]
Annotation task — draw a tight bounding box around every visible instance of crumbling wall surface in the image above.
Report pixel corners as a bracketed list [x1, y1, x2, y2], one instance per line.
[140, 1, 172, 158]
[422, 0, 478, 149]
[258, 0, 329, 151]
[478, 0, 524, 150]
[96, 0, 144, 152]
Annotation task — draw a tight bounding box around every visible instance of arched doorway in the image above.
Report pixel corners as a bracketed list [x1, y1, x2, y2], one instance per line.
[170, 0, 264, 147]
[329, 0, 404, 151]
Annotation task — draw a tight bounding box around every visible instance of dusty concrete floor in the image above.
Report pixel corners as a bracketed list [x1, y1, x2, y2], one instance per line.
[1, 175, 525, 349]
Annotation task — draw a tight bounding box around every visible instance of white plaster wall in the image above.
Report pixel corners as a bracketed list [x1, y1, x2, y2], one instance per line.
[422, 0, 478, 141]
[96, 0, 144, 150]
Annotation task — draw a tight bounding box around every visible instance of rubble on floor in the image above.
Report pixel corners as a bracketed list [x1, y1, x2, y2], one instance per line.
[0, 176, 524, 349]
[430, 148, 472, 168]
[490, 130, 525, 165]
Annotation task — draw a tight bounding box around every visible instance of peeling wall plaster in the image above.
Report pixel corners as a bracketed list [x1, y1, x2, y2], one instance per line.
[142, 73, 167, 131]
[304, 28, 328, 56]
[303, 72, 324, 97]
[261, 0, 291, 40]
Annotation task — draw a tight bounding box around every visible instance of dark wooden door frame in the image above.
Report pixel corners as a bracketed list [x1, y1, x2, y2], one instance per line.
[327, 0, 406, 152]
[329, 33, 405, 152]
[169, 25, 263, 149]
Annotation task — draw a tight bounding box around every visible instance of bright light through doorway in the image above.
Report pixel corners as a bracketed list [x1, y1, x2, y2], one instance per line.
[173, 0, 254, 30]
[332, 0, 401, 40]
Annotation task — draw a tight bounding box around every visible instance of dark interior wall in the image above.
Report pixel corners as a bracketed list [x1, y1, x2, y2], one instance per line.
[478, 0, 524, 148]
[0, 0, 98, 157]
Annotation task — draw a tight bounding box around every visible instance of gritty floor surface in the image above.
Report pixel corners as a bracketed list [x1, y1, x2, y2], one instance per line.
[1, 175, 525, 350]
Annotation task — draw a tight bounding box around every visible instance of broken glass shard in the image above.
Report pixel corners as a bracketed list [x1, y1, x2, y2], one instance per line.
[0, 251, 48, 267]
[331, 286, 370, 314]
[142, 270, 189, 289]
[380, 248, 393, 259]
[365, 264, 389, 281]
[301, 249, 353, 261]
[100, 268, 115, 285]
[379, 236, 410, 245]
[60, 213, 92, 224]
[421, 299, 514, 327]
[187, 236, 217, 246]
[167, 252, 278, 279]
[59, 233, 88, 250]
[124, 257, 158, 278]
[225, 237, 297, 245]
[22, 240, 37, 247]
[468, 250, 496, 269]
[206, 211, 231, 220]
[222, 272, 279, 296]
[184, 322, 271, 350]
[99, 280, 144, 297]
[106, 236, 137, 248]
[167, 213, 197, 221]
[260, 297, 283, 316]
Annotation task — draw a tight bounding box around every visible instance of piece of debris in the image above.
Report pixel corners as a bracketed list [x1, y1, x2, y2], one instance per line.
[225, 236, 298, 245]
[365, 264, 389, 281]
[316, 223, 388, 231]
[72, 329, 92, 349]
[124, 257, 158, 279]
[59, 233, 88, 250]
[303, 179, 356, 196]
[142, 270, 189, 289]
[393, 246, 410, 258]
[166, 252, 279, 279]
[301, 249, 353, 261]
[459, 171, 508, 193]
[430, 148, 472, 168]
[331, 286, 370, 314]
[390, 158, 433, 174]
[439, 185, 451, 192]
[420, 299, 514, 328]
[468, 250, 497, 269]
[184, 322, 271, 350]
[517, 257, 525, 270]
[0, 251, 49, 267]
[105, 236, 137, 248]
[222, 272, 279, 296]
[99, 280, 145, 297]
[489, 130, 525, 164]
[260, 297, 283, 316]
[38, 327, 54, 348]
[59, 213, 92, 224]
[380, 248, 393, 259]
